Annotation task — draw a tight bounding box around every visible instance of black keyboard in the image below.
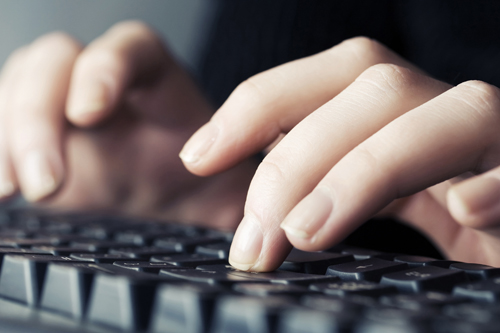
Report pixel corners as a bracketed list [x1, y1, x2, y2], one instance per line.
[0, 208, 498, 333]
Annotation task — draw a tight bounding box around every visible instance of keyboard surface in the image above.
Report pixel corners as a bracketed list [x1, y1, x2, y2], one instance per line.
[0, 208, 498, 333]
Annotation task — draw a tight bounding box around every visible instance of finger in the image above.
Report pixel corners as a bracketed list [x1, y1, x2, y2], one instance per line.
[229, 64, 449, 271]
[7, 33, 82, 202]
[448, 166, 500, 230]
[282, 80, 500, 253]
[181, 37, 422, 176]
[0, 47, 28, 198]
[66, 21, 169, 127]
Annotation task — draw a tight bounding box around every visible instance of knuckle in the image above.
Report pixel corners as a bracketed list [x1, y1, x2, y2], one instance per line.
[336, 36, 390, 65]
[31, 31, 81, 55]
[357, 63, 419, 95]
[255, 158, 287, 186]
[454, 80, 500, 120]
[458, 80, 500, 108]
[77, 47, 123, 73]
[232, 77, 268, 106]
[109, 20, 156, 39]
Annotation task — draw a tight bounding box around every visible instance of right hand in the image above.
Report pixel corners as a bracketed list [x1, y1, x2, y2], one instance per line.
[0, 21, 257, 228]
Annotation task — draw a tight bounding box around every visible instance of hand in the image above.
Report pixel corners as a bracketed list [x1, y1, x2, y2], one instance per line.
[0, 21, 256, 228]
[181, 37, 500, 271]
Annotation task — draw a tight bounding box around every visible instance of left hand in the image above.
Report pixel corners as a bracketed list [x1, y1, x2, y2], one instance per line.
[181, 37, 500, 271]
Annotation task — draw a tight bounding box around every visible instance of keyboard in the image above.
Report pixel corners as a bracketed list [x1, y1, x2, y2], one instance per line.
[0, 208, 498, 333]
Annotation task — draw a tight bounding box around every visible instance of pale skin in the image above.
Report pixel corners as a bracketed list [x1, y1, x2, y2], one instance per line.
[2, 22, 500, 272]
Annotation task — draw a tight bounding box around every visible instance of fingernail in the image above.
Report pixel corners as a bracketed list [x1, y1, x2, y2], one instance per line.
[280, 187, 333, 239]
[449, 176, 500, 215]
[68, 80, 112, 119]
[179, 122, 219, 164]
[229, 215, 263, 271]
[20, 151, 60, 202]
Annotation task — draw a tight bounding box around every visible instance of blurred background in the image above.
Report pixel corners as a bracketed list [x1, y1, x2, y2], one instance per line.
[0, 0, 219, 72]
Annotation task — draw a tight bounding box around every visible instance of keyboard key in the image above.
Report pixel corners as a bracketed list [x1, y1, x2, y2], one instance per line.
[195, 242, 231, 259]
[108, 246, 178, 259]
[114, 261, 177, 273]
[233, 283, 312, 297]
[340, 247, 396, 260]
[278, 307, 357, 333]
[310, 281, 397, 298]
[424, 260, 460, 268]
[150, 283, 228, 333]
[32, 246, 96, 256]
[450, 263, 500, 281]
[0, 254, 85, 305]
[69, 253, 145, 263]
[151, 253, 228, 267]
[279, 249, 354, 274]
[325, 258, 408, 282]
[443, 302, 500, 324]
[153, 235, 225, 253]
[301, 294, 372, 313]
[70, 240, 136, 252]
[380, 266, 467, 293]
[198, 265, 339, 285]
[357, 307, 436, 333]
[380, 292, 466, 311]
[453, 277, 500, 302]
[87, 271, 180, 331]
[212, 295, 295, 333]
[0, 237, 60, 248]
[40, 262, 133, 318]
[394, 255, 438, 267]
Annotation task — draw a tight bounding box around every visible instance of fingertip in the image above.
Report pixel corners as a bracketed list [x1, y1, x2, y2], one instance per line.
[18, 150, 63, 202]
[447, 176, 500, 229]
[228, 215, 263, 271]
[66, 76, 116, 127]
[179, 122, 220, 176]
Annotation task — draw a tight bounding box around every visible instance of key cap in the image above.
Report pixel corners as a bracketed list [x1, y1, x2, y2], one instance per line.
[449, 263, 500, 281]
[453, 277, 500, 302]
[394, 255, 438, 267]
[357, 307, 436, 333]
[70, 240, 136, 252]
[0, 237, 60, 248]
[0, 247, 52, 257]
[159, 267, 258, 285]
[153, 235, 225, 253]
[108, 246, 178, 259]
[151, 253, 228, 267]
[310, 281, 397, 298]
[301, 295, 371, 314]
[200, 265, 339, 285]
[195, 242, 231, 259]
[0, 254, 85, 306]
[380, 266, 467, 293]
[380, 292, 466, 311]
[233, 283, 312, 297]
[113, 261, 177, 273]
[424, 260, 460, 268]
[114, 230, 182, 246]
[87, 271, 180, 331]
[32, 246, 95, 256]
[69, 253, 145, 263]
[279, 249, 354, 274]
[278, 306, 358, 333]
[325, 258, 408, 282]
[443, 302, 500, 324]
[211, 295, 295, 333]
[40, 262, 132, 318]
[340, 247, 397, 261]
[150, 283, 228, 333]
